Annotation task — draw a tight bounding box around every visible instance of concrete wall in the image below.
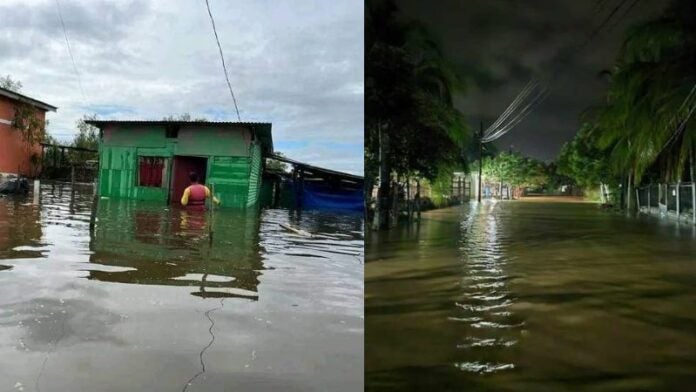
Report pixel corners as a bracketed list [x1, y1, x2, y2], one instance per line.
[0, 95, 45, 177]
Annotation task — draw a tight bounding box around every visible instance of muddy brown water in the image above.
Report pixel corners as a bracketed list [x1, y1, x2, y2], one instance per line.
[0, 183, 363, 391]
[366, 201, 696, 391]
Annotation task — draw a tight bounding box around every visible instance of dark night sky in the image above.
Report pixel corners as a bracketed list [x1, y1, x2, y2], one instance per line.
[399, 0, 670, 161]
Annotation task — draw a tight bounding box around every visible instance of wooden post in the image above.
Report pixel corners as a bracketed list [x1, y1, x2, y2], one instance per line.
[406, 176, 411, 222]
[659, 183, 663, 208]
[635, 188, 640, 212]
[478, 122, 483, 203]
[32, 179, 40, 205]
[676, 182, 681, 220]
[209, 182, 215, 245]
[458, 177, 462, 204]
[692, 182, 696, 225]
[416, 179, 421, 220]
[71, 165, 75, 186]
[626, 173, 633, 212]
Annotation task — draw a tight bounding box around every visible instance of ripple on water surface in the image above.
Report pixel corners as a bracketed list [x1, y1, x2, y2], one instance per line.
[0, 183, 364, 391]
[367, 201, 696, 391]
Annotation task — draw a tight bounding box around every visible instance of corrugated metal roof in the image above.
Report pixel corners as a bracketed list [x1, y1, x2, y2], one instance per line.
[85, 120, 270, 126]
[0, 86, 57, 112]
[269, 153, 364, 181]
[86, 120, 273, 153]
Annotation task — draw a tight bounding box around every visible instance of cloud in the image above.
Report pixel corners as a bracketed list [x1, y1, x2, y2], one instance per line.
[399, 0, 669, 161]
[0, 0, 363, 174]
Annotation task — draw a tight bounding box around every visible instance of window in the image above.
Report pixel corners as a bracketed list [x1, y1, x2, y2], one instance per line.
[165, 125, 179, 138]
[138, 157, 166, 187]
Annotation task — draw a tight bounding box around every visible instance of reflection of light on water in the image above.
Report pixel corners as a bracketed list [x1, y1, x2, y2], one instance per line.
[451, 201, 520, 374]
[454, 361, 514, 373]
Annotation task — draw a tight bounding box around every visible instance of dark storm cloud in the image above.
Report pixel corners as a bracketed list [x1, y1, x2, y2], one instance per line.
[0, 0, 363, 174]
[399, 0, 670, 160]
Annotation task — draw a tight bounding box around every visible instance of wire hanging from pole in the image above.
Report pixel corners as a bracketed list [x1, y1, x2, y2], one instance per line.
[204, 0, 241, 122]
[481, 0, 637, 144]
[54, 0, 86, 103]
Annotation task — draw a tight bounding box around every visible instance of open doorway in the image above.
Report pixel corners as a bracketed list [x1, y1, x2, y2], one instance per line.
[171, 156, 207, 205]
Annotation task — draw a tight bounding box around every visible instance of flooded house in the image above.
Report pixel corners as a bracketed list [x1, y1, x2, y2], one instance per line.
[86, 120, 273, 208]
[0, 86, 57, 177]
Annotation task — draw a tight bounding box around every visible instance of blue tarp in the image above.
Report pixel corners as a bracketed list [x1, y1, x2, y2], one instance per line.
[300, 182, 363, 211]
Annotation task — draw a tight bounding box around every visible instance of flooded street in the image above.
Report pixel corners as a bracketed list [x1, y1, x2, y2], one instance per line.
[366, 201, 696, 391]
[0, 183, 363, 391]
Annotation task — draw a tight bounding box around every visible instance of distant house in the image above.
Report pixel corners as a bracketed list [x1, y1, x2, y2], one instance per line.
[86, 120, 273, 208]
[0, 87, 57, 177]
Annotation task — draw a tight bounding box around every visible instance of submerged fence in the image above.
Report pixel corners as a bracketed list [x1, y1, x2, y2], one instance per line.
[636, 182, 696, 224]
[40, 143, 98, 183]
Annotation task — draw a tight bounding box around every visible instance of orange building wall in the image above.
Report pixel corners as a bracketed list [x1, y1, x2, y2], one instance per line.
[0, 95, 45, 177]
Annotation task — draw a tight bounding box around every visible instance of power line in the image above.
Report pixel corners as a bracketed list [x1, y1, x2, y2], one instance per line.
[658, 83, 696, 154]
[483, 79, 538, 138]
[483, 85, 550, 143]
[607, 0, 640, 32]
[203, 0, 241, 122]
[54, 0, 86, 102]
[481, 0, 636, 144]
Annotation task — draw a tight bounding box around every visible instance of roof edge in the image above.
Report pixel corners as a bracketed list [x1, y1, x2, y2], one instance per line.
[0, 87, 57, 112]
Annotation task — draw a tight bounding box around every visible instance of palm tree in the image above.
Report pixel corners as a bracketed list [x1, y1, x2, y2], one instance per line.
[589, 0, 696, 209]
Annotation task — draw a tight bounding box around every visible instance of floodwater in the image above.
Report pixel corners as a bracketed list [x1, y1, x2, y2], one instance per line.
[0, 183, 363, 391]
[366, 200, 696, 391]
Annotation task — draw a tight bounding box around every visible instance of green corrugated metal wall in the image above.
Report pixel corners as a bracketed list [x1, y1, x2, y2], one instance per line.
[98, 125, 265, 208]
[246, 143, 262, 207]
[207, 156, 250, 208]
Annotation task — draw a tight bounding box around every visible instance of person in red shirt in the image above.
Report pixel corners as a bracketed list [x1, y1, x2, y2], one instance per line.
[180, 172, 219, 209]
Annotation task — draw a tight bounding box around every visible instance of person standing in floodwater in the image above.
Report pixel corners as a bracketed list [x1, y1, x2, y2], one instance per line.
[180, 172, 219, 209]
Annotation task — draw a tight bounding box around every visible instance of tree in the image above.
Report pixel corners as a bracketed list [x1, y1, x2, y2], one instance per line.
[557, 124, 612, 187]
[73, 114, 99, 151]
[162, 113, 208, 121]
[0, 75, 22, 92]
[265, 152, 289, 172]
[366, 0, 472, 228]
[587, 0, 696, 207]
[480, 152, 550, 198]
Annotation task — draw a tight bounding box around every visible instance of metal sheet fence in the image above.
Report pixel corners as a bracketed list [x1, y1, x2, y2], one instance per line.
[636, 182, 696, 224]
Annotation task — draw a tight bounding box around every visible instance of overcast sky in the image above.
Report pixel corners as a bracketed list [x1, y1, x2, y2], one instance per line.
[400, 0, 669, 161]
[0, 0, 364, 174]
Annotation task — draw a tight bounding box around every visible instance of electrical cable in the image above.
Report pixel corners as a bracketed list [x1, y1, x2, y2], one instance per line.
[482, 0, 636, 143]
[54, 0, 86, 102]
[203, 0, 242, 121]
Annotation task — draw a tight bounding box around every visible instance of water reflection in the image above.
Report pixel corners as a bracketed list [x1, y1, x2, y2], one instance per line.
[0, 182, 363, 391]
[367, 201, 696, 391]
[452, 203, 522, 373]
[0, 197, 42, 259]
[89, 200, 263, 300]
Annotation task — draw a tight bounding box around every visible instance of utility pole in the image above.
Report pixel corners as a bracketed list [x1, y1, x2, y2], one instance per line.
[478, 121, 483, 203]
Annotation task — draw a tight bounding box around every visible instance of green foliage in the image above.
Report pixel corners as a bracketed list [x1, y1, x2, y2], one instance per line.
[428, 171, 454, 206]
[557, 124, 614, 188]
[587, 0, 696, 183]
[73, 114, 99, 151]
[266, 152, 289, 172]
[366, 0, 471, 183]
[0, 75, 22, 92]
[12, 103, 45, 146]
[481, 151, 549, 189]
